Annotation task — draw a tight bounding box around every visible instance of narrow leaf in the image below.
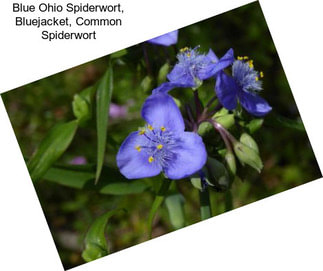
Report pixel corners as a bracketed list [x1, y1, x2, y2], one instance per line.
[165, 194, 185, 230]
[267, 114, 305, 132]
[99, 181, 148, 195]
[27, 120, 78, 182]
[147, 179, 171, 239]
[82, 209, 124, 262]
[44, 166, 149, 195]
[96, 65, 113, 183]
[44, 167, 95, 189]
[110, 49, 127, 59]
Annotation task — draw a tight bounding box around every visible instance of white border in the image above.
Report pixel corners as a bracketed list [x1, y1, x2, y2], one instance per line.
[1, 0, 323, 270]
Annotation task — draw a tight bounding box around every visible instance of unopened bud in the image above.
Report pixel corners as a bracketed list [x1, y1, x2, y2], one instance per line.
[158, 63, 170, 85]
[214, 114, 235, 129]
[140, 75, 153, 92]
[72, 94, 91, 124]
[225, 151, 236, 175]
[206, 157, 231, 191]
[246, 118, 263, 134]
[234, 141, 263, 173]
[240, 133, 259, 153]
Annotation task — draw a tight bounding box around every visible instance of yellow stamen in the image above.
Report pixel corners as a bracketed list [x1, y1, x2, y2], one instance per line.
[186, 52, 191, 57]
[148, 156, 154, 163]
[243, 56, 249, 60]
[157, 144, 163, 150]
[161, 126, 166, 132]
[135, 145, 141, 152]
[248, 60, 254, 68]
[237, 56, 243, 60]
[255, 77, 259, 81]
[180, 47, 189, 53]
[139, 129, 145, 135]
[260, 71, 264, 78]
[148, 124, 154, 130]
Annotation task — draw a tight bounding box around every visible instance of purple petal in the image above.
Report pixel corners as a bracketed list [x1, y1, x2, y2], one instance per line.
[141, 93, 185, 132]
[147, 30, 178, 46]
[206, 49, 219, 62]
[198, 48, 235, 80]
[152, 82, 192, 94]
[117, 132, 162, 179]
[238, 90, 272, 117]
[164, 132, 207, 179]
[215, 71, 239, 110]
[167, 64, 196, 87]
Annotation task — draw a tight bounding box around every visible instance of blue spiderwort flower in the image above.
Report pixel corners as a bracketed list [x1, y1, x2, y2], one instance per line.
[147, 30, 178, 46]
[117, 93, 207, 180]
[215, 57, 272, 117]
[153, 47, 234, 93]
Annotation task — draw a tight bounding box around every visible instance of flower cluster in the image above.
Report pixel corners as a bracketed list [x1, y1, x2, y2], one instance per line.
[117, 43, 272, 180]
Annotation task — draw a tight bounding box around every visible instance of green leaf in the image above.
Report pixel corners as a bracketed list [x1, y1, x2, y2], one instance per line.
[82, 209, 124, 262]
[110, 49, 127, 59]
[165, 194, 185, 230]
[44, 167, 94, 188]
[27, 120, 78, 182]
[99, 181, 148, 195]
[147, 179, 171, 239]
[267, 114, 305, 132]
[44, 166, 149, 195]
[96, 65, 113, 183]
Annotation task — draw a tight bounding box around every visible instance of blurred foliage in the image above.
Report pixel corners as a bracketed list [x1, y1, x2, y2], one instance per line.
[1, 2, 321, 269]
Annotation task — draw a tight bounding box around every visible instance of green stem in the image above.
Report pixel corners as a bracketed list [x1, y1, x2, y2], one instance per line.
[225, 190, 233, 212]
[194, 89, 202, 118]
[147, 179, 171, 239]
[199, 187, 212, 220]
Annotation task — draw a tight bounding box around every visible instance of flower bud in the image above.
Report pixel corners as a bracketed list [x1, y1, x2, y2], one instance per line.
[225, 151, 236, 175]
[214, 114, 235, 129]
[246, 118, 263, 134]
[140, 75, 153, 92]
[212, 108, 235, 129]
[206, 157, 232, 191]
[240, 133, 259, 153]
[197, 121, 213, 137]
[158, 63, 170, 85]
[233, 141, 263, 173]
[72, 94, 91, 124]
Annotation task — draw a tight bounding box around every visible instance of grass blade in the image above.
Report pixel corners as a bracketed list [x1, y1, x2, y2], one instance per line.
[27, 120, 78, 182]
[95, 64, 113, 183]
